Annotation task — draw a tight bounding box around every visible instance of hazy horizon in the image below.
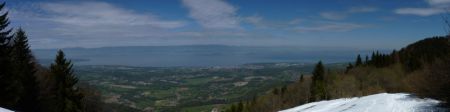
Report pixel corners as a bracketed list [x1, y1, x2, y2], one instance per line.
[33, 45, 388, 67]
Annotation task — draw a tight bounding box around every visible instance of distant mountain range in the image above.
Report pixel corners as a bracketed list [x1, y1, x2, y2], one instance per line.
[33, 45, 386, 67]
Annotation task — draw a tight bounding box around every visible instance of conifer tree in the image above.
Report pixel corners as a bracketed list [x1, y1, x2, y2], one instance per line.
[281, 85, 287, 95]
[230, 104, 237, 112]
[49, 50, 83, 112]
[237, 101, 243, 112]
[355, 54, 362, 66]
[312, 61, 325, 81]
[299, 74, 304, 83]
[310, 61, 326, 101]
[365, 55, 369, 64]
[392, 50, 400, 63]
[345, 63, 353, 73]
[11, 28, 40, 111]
[370, 51, 376, 65]
[0, 2, 19, 108]
[272, 88, 279, 95]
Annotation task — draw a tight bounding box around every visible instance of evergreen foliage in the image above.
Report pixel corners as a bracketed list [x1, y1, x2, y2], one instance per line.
[345, 63, 353, 73]
[0, 2, 104, 112]
[310, 61, 326, 101]
[355, 54, 362, 66]
[11, 28, 40, 112]
[0, 2, 20, 109]
[272, 88, 279, 95]
[237, 101, 244, 112]
[299, 74, 304, 82]
[365, 55, 369, 64]
[48, 50, 84, 112]
[281, 85, 287, 95]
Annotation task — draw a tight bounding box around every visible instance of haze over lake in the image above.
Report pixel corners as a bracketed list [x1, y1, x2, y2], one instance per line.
[33, 45, 378, 67]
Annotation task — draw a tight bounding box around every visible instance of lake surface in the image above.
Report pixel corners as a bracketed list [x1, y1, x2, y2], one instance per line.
[33, 45, 378, 67]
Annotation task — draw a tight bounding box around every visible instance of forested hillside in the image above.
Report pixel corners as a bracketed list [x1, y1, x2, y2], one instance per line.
[224, 36, 450, 112]
[0, 3, 102, 112]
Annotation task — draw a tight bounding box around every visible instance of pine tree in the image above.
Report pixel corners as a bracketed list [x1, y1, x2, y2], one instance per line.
[375, 51, 380, 67]
[365, 55, 369, 64]
[230, 104, 237, 112]
[272, 88, 279, 95]
[312, 61, 325, 81]
[355, 54, 362, 66]
[345, 63, 353, 73]
[50, 50, 83, 112]
[11, 28, 40, 111]
[237, 101, 243, 112]
[392, 50, 400, 63]
[0, 2, 19, 109]
[370, 51, 376, 65]
[310, 61, 326, 101]
[281, 85, 287, 95]
[299, 74, 304, 83]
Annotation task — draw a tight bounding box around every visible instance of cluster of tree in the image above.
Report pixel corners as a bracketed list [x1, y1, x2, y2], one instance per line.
[0, 3, 102, 112]
[398, 37, 450, 71]
[406, 58, 450, 105]
[345, 51, 399, 73]
[224, 75, 311, 112]
[346, 37, 450, 72]
[344, 36, 450, 102]
[224, 36, 450, 112]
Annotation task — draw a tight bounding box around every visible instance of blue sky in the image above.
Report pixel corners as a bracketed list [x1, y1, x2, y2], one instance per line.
[4, 0, 449, 49]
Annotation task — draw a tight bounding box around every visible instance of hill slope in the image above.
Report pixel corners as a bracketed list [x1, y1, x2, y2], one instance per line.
[224, 36, 449, 112]
[0, 107, 12, 112]
[280, 93, 444, 112]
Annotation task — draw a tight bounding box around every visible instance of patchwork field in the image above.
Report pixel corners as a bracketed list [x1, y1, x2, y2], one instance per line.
[75, 63, 321, 111]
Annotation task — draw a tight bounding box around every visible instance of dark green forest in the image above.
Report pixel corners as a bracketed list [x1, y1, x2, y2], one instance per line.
[0, 3, 102, 112]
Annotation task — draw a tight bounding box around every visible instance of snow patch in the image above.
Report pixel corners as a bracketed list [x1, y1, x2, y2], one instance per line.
[280, 93, 445, 112]
[0, 107, 13, 112]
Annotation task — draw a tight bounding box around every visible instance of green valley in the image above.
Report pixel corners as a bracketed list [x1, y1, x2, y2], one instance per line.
[74, 63, 332, 111]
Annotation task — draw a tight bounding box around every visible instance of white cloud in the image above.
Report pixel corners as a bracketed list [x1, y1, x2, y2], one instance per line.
[427, 0, 450, 7]
[395, 0, 450, 16]
[288, 18, 302, 25]
[320, 6, 377, 20]
[182, 0, 240, 29]
[294, 22, 369, 32]
[9, 1, 190, 48]
[6, 1, 379, 49]
[320, 12, 347, 20]
[10, 1, 279, 49]
[395, 8, 444, 16]
[38, 2, 185, 29]
[244, 15, 263, 25]
[242, 15, 305, 30]
[348, 7, 378, 13]
[243, 15, 269, 28]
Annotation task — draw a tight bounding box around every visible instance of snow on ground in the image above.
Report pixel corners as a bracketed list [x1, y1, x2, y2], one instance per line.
[280, 93, 446, 112]
[0, 107, 12, 112]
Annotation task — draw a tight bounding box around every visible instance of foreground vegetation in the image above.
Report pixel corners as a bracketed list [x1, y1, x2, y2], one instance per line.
[0, 3, 100, 112]
[224, 36, 450, 112]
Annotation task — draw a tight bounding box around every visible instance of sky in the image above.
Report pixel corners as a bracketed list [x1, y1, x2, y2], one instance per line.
[4, 0, 450, 49]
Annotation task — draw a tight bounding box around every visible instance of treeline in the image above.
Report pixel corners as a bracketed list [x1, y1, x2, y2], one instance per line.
[224, 36, 450, 112]
[0, 3, 102, 112]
